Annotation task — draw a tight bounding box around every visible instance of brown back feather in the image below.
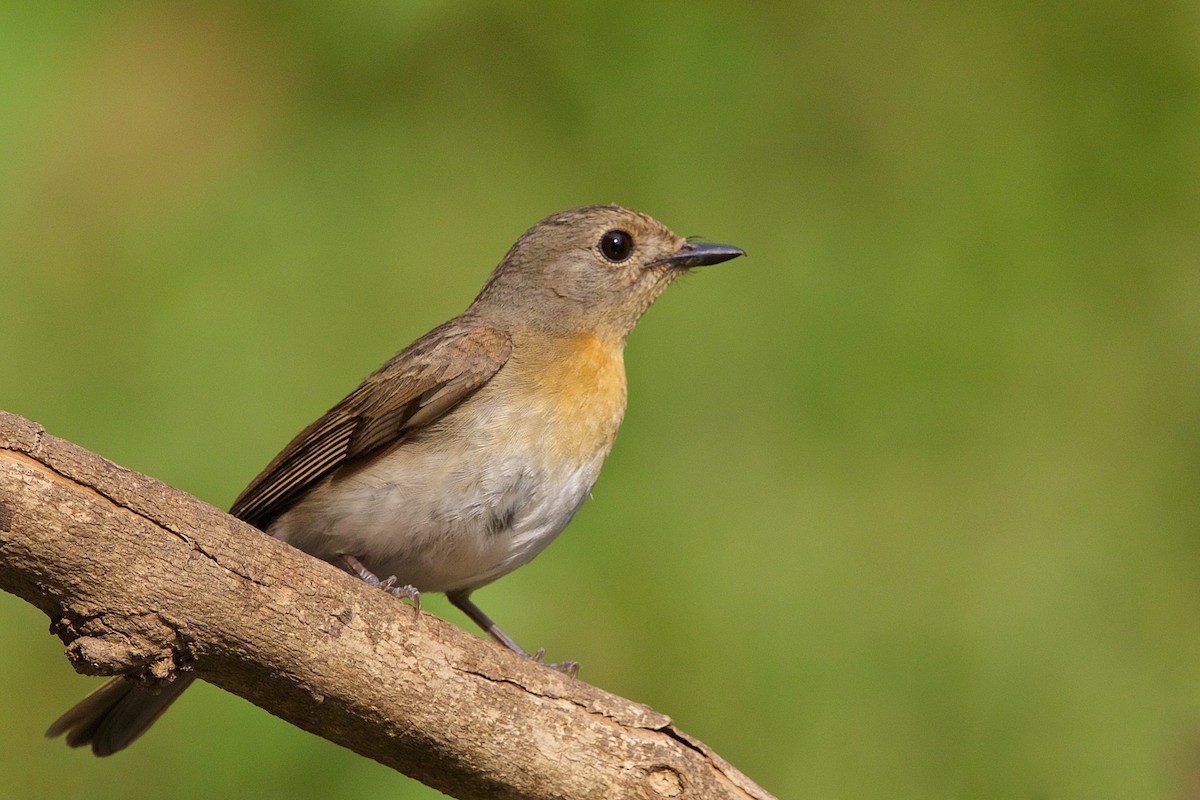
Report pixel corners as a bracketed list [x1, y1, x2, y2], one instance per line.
[229, 322, 512, 529]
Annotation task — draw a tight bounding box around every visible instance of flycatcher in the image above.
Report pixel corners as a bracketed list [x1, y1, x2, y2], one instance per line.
[47, 204, 744, 755]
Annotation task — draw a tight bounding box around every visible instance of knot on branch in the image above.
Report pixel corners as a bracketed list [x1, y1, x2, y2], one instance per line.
[645, 765, 685, 797]
[54, 610, 193, 686]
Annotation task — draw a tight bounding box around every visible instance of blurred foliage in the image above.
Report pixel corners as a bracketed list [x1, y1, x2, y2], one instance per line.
[2, 1, 1199, 798]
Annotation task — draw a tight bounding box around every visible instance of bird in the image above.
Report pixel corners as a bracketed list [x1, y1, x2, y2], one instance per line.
[46, 204, 744, 755]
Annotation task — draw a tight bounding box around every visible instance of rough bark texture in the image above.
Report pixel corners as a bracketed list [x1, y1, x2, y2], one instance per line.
[0, 410, 774, 800]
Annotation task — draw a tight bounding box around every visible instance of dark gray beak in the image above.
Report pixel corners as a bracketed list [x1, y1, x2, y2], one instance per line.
[659, 241, 746, 269]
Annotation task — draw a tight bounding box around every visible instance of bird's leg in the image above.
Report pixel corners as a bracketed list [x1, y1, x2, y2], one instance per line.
[446, 590, 579, 676]
[339, 554, 421, 610]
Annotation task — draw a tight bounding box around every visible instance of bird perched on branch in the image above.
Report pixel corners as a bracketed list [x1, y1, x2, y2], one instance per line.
[47, 204, 744, 755]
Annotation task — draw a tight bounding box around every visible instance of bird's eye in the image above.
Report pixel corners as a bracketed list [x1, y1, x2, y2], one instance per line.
[598, 229, 634, 263]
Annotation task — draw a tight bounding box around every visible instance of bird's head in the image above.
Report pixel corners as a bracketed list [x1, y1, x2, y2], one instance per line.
[471, 205, 743, 344]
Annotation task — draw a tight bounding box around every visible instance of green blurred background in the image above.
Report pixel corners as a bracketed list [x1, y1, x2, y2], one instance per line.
[2, 2, 1198, 798]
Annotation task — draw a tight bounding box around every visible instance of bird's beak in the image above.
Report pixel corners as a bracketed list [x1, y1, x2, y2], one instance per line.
[657, 241, 746, 269]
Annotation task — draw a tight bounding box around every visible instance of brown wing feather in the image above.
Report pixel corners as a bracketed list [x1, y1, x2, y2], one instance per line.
[229, 323, 512, 529]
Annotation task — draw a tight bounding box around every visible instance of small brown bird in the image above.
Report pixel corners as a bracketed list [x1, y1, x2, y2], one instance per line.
[46, 205, 743, 755]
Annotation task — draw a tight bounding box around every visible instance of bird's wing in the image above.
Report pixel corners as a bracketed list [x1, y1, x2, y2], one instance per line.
[229, 323, 513, 529]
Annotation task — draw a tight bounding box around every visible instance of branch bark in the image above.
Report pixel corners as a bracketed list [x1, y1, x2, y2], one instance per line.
[0, 410, 774, 800]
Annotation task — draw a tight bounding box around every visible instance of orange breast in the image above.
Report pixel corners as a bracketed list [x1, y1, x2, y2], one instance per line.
[525, 334, 628, 465]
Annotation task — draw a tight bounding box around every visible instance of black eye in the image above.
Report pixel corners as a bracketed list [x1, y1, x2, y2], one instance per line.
[598, 229, 634, 263]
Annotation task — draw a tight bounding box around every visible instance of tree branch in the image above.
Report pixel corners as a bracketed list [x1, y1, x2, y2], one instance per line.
[0, 410, 774, 800]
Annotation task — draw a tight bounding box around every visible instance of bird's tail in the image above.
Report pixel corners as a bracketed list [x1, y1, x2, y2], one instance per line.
[45, 675, 195, 756]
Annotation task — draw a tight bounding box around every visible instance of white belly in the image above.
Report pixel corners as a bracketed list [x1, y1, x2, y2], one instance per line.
[267, 436, 605, 593]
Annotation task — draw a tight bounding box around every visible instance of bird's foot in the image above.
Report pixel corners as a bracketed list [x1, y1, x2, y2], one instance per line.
[446, 590, 578, 676]
[530, 648, 579, 677]
[339, 554, 421, 610]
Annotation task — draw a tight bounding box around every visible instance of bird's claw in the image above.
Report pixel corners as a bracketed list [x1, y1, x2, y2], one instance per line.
[381, 577, 422, 610]
[530, 648, 579, 677]
[340, 554, 420, 611]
